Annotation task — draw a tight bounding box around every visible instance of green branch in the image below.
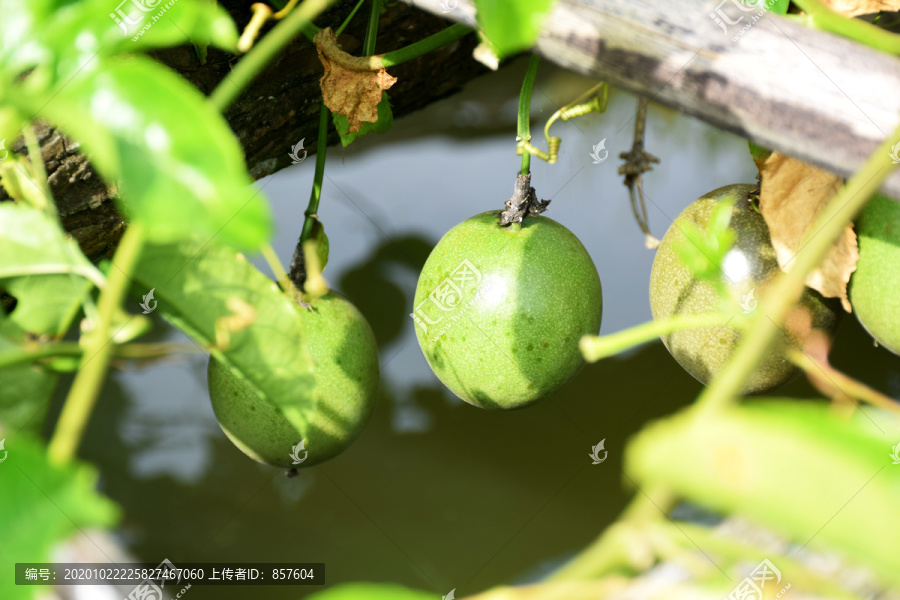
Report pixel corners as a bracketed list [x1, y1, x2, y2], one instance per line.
[47, 223, 145, 465]
[381, 24, 472, 67]
[579, 312, 739, 362]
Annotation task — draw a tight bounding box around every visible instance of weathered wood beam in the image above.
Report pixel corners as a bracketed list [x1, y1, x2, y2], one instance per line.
[406, 0, 900, 199]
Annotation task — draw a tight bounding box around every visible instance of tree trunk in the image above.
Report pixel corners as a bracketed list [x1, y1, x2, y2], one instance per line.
[0, 0, 487, 261]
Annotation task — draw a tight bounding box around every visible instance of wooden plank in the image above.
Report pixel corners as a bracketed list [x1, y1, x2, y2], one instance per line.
[406, 0, 900, 200]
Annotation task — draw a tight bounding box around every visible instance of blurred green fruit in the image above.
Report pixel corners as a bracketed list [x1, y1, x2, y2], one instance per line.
[649, 184, 840, 394]
[208, 293, 379, 467]
[413, 211, 602, 409]
[849, 193, 900, 355]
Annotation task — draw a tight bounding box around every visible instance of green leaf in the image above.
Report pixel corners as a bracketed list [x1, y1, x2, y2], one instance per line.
[308, 583, 437, 600]
[43, 57, 273, 250]
[672, 201, 736, 288]
[626, 400, 900, 585]
[0, 204, 102, 335]
[474, 0, 556, 60]
[0, 318, 58, 433]
[131, 237, 316, 438]
[333, 93, 394, 147]
[0, 0, 237, 83]
[0, 435, 119, 600]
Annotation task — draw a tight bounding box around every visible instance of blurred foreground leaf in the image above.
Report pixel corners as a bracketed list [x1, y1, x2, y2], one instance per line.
[0, 435, 119, 600]
[626, 400, 900, 585]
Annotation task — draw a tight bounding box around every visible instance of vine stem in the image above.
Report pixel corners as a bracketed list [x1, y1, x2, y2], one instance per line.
[579, 312, 740, 362]
[48, 222, 145, 465]
[518, 55, 540, 175]
[334, 0, 365, 36]
[299, 103, 330, 247]
[209, 0, 336, 111]
[694, 122, 900, 414]
[363, 0, 380, 56]
[380, 24, 471, 67]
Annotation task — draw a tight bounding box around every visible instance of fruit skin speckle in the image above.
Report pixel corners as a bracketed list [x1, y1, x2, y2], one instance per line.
[849, 194, 900, 355]
[649, 184, 840, 394]
[208, 293, 380, 468]
[413, 211, 602, 410]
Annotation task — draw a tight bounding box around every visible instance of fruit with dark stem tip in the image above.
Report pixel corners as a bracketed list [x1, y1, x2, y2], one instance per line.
[413, 211, 602, 409]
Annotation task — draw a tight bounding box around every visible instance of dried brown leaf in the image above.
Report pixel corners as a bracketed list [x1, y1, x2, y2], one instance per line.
[759, 152, 858, 312]
[315, 27, 397, 133]
[818, 0, 900, 17]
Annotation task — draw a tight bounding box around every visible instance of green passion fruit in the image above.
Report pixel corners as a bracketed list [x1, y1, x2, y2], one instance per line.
[208, 293, 379, 468]
[649, 184, 841, 394]
[412, 211, 602, 409]
[849, 194, 900, 354]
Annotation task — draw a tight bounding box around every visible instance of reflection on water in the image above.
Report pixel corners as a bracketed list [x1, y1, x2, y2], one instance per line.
[72, 60, 900, 599]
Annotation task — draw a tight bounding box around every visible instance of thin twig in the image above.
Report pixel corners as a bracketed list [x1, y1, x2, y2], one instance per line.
[619, 98, 660, 248]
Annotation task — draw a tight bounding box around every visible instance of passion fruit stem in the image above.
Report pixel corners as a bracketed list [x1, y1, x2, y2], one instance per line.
[517, 54, 540, 176]
[291, 102, 330, 289]
[499, 172, 550, 226]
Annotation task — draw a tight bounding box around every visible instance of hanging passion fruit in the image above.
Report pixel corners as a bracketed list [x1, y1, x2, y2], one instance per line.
[412, 211, 602, 409]
[649, 184, 841, 394]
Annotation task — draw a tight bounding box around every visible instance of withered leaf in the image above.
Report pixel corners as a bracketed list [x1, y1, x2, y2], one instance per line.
[818, 0, 900, 16]
[759, 152, 858, 312]
[315, 27, 397, 133]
